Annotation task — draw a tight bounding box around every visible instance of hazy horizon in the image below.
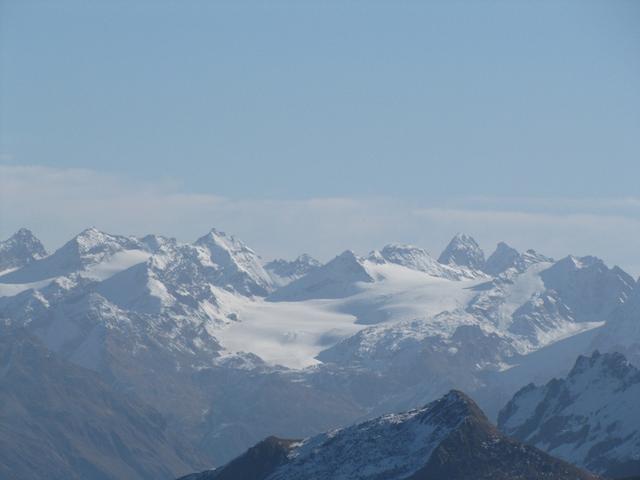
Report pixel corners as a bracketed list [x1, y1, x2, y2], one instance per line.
[1, 0, 639, 273]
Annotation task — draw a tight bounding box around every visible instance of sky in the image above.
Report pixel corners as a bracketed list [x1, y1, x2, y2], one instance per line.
[1, 0, 640, 273]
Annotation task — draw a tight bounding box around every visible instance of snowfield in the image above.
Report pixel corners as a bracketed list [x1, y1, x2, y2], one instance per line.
[216, 262, 481, 368]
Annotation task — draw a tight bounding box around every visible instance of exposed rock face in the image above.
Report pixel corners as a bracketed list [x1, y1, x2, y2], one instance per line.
[438, 233, 486, 271]
[180, 437, 299, 480]
[498, 351, 640, 478]
[540, 255, 635, 323]
[195, 229, 274, 296]
[483, 241, 552, 276]
[0, 228, 47, 272]
[264, 254, 320, 287]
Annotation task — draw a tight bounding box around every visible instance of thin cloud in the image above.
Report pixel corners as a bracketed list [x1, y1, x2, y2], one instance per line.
[1, 164, 639, 276]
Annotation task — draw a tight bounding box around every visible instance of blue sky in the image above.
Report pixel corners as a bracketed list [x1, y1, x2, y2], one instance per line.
[1, 1, 640, 273]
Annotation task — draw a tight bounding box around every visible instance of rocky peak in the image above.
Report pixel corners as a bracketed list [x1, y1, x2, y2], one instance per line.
[195, 228, 273, 296]
[0, 228, 145, 283]
[540, 255, 635, 323]
[379, 243, 437, 270]
[63, 227, 143, 256]
[484, 242, 553, 276]
[568, 350, 639, 382]
[438, 233, 485, 271]
[139, 234, 176, 253]
[419, 389, 489, 426]
[264, 254, 320, 279]
[0, 228, 47, 272]
[484, 242, 521, 276]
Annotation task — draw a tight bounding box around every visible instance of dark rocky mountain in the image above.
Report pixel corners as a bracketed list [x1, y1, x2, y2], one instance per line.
[0, 328, 206, 480]
[181, 390, 599, 480]
[179, 437, 299, 480]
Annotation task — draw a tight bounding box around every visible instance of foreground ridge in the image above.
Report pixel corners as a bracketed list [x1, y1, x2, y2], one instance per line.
[181, 390, 599, 480]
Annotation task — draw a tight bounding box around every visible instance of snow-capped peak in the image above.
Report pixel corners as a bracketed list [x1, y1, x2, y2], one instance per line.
[540, 254, 635, 323]
[0, 227, 147, 283]
[380, 243, 437, 268]
[0, 228, 47, 273]
[438, 233, 485, 271]
[484, 242, 552, 276]
[69, 227, 142, 255]
[269, 250, 373, 301]
[195, 228, 273, 296]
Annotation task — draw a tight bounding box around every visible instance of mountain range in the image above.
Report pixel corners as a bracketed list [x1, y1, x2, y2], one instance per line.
[1, 227, 639, 478]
